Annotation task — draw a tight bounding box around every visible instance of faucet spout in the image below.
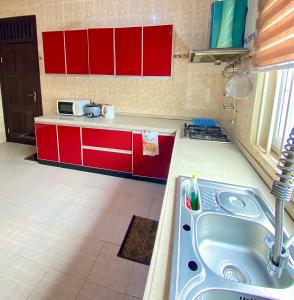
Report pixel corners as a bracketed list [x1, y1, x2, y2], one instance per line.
[268, 127, 294, 278]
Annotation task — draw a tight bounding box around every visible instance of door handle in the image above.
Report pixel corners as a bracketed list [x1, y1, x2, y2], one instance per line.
[28, 91, 37, 103]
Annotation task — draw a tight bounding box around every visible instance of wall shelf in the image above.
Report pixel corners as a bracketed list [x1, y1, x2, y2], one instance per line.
[190, 48, 249, 64]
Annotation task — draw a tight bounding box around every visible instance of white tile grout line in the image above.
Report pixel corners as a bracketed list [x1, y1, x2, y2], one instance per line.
[73, 240, 106, 299]
[25, 265, 51, 300]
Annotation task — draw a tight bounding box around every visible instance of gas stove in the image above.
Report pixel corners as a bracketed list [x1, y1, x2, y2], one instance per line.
[183, 123, 230, 142]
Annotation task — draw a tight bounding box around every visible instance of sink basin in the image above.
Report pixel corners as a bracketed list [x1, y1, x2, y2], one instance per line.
[169, 177, 294, 300]
[196, 213, 293, 289]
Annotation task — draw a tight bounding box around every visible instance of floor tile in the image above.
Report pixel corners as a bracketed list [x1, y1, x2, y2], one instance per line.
[120, 193, 153, 218]
[93, 213, 132, 245]
[27, 268, 84, 300]
[126, 263, 149, 298]
[124, 294, 142, 300]
[0, 252, 49, 300]
[76, 281, 126, 300]
[87, 242, 134, 293]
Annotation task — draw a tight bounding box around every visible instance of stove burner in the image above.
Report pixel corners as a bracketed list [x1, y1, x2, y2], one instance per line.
[184, 123, 230, 142]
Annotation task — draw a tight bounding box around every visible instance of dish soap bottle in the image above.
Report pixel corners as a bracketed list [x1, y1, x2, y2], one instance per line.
[190, 173, 199, 211]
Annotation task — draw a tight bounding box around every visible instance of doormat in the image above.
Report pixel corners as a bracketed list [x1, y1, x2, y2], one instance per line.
[25, 153, 38, 161]
[118, 215, 158, 265]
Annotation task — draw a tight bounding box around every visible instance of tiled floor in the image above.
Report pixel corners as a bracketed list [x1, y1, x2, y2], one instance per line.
[0, 143, 166, 300]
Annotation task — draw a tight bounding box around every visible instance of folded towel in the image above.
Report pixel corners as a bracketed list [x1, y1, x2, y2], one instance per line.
[142, 131, 159, 156]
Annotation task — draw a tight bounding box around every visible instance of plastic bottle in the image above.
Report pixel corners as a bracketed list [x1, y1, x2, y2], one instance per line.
[190, 174, 199, 211]
[184, 173, 199, 211]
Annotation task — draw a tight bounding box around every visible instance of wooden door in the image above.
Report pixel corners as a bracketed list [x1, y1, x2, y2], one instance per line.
[0, 43, 42, 143]
[0, 15, 42, 145]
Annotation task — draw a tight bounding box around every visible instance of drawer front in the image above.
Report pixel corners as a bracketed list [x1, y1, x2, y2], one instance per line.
[83, 149, 132, 173]
[82, 128, 132, 150]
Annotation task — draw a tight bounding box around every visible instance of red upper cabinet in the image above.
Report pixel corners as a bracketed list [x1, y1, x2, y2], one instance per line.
[115, 27, 142, 76]
[58, 126, 82, 165]
[42, 31, 66, 74]
[65, 30, 89, 74]
[88, 28, 114, 75]
[35, 123, 59, 162]
[143, 25, 173, 76]
[133, 133, 175, 179]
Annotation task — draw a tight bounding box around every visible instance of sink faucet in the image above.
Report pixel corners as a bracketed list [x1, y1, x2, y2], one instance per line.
[267, 127, 294, 278]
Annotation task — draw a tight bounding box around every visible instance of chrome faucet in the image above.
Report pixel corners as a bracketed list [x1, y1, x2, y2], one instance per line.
[267, 127, 294, 278]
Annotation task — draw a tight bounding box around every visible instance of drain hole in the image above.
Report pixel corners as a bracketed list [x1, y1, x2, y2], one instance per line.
[221, 264, 248, 284]
[183, 224, 191, 231]
[188, 260, 198, 271]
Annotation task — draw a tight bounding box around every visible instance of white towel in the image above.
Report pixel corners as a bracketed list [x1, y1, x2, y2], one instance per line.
[142, 131, 159, 156]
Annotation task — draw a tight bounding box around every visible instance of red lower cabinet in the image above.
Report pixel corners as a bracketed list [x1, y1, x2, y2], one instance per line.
[35, 123, 59, 162]
[133, 133, 175, 179]
[58, 126, 82, 165]
[83, 149, 132, 173]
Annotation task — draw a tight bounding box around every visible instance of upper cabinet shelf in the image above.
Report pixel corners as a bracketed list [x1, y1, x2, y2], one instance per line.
[42, 25, 173, 77]
[190, 48, 249, 64]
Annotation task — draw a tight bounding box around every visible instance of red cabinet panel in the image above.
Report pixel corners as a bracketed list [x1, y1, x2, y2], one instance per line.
[42, 31, 66, 74]
[83, 149, 132, 173]
[115, 27, 142, 76]
[88, 28, 114, 75]
[65, 30, 89, 74]
[143, 25, 173, 76]
[82, 128, 132, 150]
[58, 126, 82, 165]
[133, 133, 175, 179]
[35, 123, 59, 162]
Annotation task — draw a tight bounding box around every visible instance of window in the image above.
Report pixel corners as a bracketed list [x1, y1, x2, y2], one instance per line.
[272, 69, 294, 153]
[251, 68, 294, 219]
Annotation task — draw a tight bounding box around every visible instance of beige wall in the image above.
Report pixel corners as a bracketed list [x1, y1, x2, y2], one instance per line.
[220, 73, 258, 149]
[0, 0, 226, 130]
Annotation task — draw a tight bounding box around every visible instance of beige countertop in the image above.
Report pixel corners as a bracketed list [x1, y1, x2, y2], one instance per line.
[35, 114, 293, 299]
[34, 114, 182, 134]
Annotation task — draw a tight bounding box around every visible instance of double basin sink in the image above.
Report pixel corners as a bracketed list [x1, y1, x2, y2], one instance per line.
[169, 177, 294, 300]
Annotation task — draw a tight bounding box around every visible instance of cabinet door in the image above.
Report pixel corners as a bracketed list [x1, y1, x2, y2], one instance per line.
[133, 133, 175, 179]
[88, 28, 114, 75]
[83, 149, 132, 173]
[42, 31, 66, 74]
[65, 30, 89, 74]
[35, 123, 59, 162]
[143, 25, 173, 76]
[115, 27, 142, 76]
[58, 126, 82, 165]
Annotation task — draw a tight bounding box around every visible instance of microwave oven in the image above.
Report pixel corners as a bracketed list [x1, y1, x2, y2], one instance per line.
[57, 99, 91, 116]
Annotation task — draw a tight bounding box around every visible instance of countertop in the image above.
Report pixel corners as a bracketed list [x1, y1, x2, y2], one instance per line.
[34, 114, 182, 134]
[144, 134, 294, 300]
[35, 114, 294, 299]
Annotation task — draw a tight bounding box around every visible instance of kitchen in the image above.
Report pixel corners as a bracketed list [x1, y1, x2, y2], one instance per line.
[0, 0, 294, 300]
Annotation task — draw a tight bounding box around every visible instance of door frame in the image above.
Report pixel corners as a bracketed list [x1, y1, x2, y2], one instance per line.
[0, 15, 42, 144]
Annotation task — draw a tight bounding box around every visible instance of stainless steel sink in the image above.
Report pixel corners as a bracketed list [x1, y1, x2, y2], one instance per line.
[169, 177, 294, 300]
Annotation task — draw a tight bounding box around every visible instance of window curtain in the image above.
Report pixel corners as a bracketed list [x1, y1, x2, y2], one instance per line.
[253, 0, 294, 68]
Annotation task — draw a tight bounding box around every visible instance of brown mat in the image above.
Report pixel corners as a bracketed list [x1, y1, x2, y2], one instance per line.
[118, 215, 158, 265]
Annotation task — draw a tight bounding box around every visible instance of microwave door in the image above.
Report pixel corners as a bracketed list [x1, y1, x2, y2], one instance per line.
[58, 102, 73, 115]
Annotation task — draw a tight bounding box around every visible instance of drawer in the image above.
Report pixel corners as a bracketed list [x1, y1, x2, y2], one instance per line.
[82, 128, 132, 150]
[83, 149, 132, 173]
